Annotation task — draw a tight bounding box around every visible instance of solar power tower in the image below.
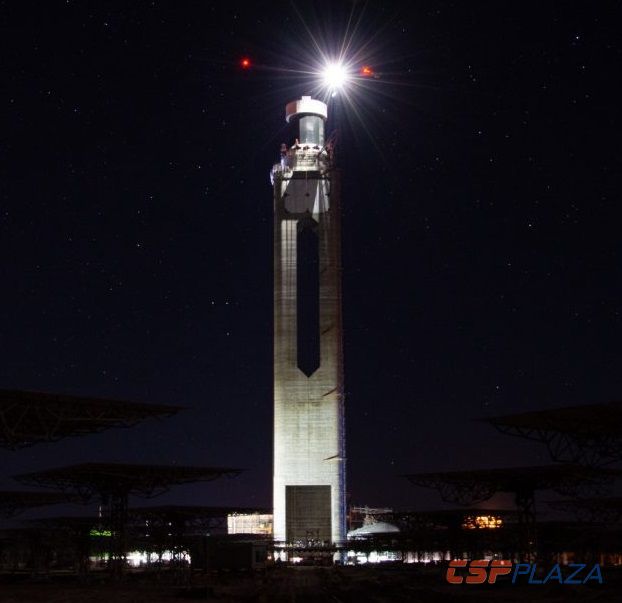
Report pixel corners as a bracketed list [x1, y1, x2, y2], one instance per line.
[271, 96, 346, 547]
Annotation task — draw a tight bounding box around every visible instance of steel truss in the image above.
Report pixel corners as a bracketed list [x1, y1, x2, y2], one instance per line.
[0, 389, 180, 449]
[485, 403, 622, 466]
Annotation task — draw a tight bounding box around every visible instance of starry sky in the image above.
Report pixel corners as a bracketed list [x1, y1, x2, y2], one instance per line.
[1, 1, 621, 515]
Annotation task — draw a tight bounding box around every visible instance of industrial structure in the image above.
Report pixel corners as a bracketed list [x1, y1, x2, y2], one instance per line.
[13, 462, 242, 571]
[4, 507, 270, 575]
[404, 464, 615, 560]
[0, 389, 180, 449]
[401, 401, 622, 564]
[0, 491, 75, 518]
[271, 96, 346, 547]
[484, 402, 622, 466]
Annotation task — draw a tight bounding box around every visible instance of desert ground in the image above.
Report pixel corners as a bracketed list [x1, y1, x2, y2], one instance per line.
[0, 565, 618, 603]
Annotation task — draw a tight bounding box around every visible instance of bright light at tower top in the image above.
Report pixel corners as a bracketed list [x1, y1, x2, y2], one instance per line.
[320, 61, 351, 96]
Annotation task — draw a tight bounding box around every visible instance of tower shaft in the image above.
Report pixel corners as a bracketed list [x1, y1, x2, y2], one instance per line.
[272, 97, 345, 546]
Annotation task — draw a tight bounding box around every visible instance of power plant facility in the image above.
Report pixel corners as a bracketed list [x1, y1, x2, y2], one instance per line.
[271, 96, 346, 548]
[2, 3, 622, 597]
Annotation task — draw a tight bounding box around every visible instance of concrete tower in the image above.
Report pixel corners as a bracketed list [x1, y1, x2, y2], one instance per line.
[272, 96, 346, 546]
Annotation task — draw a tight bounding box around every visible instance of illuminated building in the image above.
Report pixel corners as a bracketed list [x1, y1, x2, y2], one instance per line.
[227, 513, 273, 535]
[271, 96, 346, 546]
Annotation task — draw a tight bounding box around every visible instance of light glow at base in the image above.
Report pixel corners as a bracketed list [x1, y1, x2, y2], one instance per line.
[462, 515, 504, 529]
[346, 550, 454, 565]
[125, 550, 191, 567]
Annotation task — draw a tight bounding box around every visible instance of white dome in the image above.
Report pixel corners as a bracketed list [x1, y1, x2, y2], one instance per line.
[347, 521, 400, 539]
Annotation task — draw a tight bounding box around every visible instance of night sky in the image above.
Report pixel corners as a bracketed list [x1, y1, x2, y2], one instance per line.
[1, 1, 621, 515]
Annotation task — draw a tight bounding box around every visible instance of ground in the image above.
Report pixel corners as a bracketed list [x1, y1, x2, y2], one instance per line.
[0, 566, 618, 602]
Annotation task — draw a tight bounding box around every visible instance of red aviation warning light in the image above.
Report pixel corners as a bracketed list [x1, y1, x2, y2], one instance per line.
[360, 65, 374, 77]
[240, 57, 251, 69]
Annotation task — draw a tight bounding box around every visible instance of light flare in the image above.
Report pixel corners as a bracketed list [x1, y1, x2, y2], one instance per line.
[320, 62, 351, 96]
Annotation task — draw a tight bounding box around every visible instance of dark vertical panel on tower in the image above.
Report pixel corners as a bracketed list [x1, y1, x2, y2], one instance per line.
[297, 217, 320, 377]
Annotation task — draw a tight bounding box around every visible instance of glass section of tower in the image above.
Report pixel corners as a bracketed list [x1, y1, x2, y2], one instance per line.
[299, 115, 325, 146]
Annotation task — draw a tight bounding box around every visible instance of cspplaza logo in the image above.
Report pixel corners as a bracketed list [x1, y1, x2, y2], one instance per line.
[446, 560, 513, 584]
[446, 559, 603, 585]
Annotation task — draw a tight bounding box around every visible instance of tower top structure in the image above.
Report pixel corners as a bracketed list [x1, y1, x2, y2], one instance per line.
[285, 96, 328, 122]
[271, 96, 331, 183]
